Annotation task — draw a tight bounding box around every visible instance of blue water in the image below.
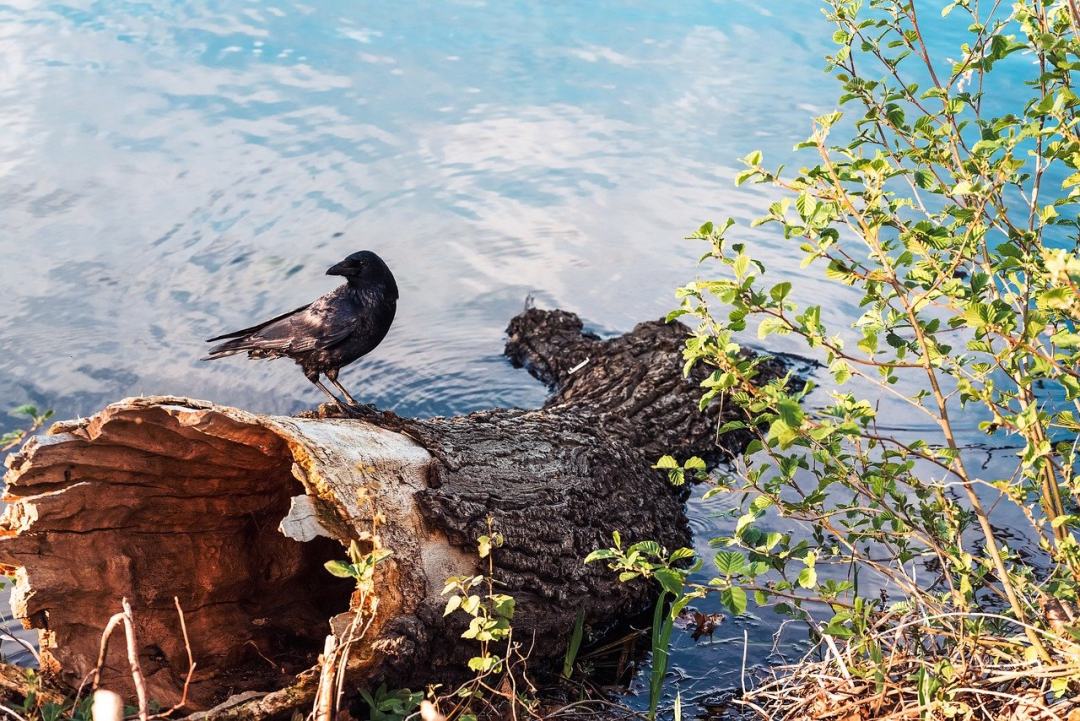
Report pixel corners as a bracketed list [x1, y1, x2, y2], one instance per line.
[0, 0, 847, 421]
[0, 0, 1047, 712]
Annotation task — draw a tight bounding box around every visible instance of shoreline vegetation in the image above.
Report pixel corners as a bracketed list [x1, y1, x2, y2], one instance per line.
[647, 0, 1080, 719]
[0, 1, 1078, 720]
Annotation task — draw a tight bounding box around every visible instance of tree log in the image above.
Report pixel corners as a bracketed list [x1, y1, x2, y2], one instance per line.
[0, 309, 786, 714]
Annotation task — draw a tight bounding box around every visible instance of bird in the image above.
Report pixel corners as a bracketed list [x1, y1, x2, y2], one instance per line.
[203, 250, 397, 413]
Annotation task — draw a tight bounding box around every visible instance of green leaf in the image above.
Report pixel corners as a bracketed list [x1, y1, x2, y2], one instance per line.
[653, 568, 685, 596]
[829, 359, 852, 384]
[467, 655, 499, 673]
[461, 595, 481, 615]
[653, 455, 679, 469]
[324, 560, 356, 579]
[715, 551, 747, 576]
[669, 547, 696, 563]
[750, 495, 773, 514]
[757, 316, 788, 339]
[733, 253, 751, 279]
[795, 192, 818, 220]
[583, 548, 617, 564]
[718, 420, 747, 435]
[776, 399, 804, 428]
[683, 456, 706, 472]
[770, 282, 792, 302]
[720, 586, 748, 615]
[823, 620, 853, 638]
[491, 593, 516, 620]
[769, 419, 799, 448]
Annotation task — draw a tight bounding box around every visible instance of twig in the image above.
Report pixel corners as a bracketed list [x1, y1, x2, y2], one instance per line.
[820, 629, 851, 681]
[0, 415, 48, 453]
[740, 629, 749, 696]
[541, 698, 651, 721]
[0, 626, 38, 666]
[73, 669, 99, 714]
[0, 703, 25, 721]
[120, 598, 149, 721]
[949, 688, 1064, 721]
[244, 641, 284, 674]
[147, 597, 197, 720]
[1068, 0, 1080, 36]
[312, 634, 338, 721]
[91, 613, 127, 691]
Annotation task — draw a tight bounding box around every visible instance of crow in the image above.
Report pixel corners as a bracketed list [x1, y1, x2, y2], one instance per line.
[204, 250, 397, 412]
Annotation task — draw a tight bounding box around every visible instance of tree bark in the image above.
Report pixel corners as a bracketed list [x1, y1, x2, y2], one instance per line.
[0, 309, 786, 715]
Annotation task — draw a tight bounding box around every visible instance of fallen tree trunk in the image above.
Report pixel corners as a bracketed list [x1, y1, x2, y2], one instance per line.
[0, 309, 787, 715]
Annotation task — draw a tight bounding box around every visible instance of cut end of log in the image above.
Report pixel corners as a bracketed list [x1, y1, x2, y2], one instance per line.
[0, 396, 456, 709]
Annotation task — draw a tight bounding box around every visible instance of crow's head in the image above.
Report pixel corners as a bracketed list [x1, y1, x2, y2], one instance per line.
[327, 251, 389, 279]
[327, 251, 397, 297]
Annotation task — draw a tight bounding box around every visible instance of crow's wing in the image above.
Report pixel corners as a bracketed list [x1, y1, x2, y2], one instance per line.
[205, 293, 356, 358]
[206, 303, 312, 343]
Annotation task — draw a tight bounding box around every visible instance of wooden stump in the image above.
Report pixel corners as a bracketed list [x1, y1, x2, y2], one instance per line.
[0, 309, 788, 713]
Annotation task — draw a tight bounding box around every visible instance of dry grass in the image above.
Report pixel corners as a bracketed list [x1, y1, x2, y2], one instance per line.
[736, 610, 1080, 721]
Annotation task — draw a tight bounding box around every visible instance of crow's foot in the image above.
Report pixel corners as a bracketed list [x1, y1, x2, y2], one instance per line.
[346, 401, 378, 417]
[323, 401, 378, 419]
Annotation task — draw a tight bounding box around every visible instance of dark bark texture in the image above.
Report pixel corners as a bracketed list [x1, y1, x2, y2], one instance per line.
[0, 309, 785, 717]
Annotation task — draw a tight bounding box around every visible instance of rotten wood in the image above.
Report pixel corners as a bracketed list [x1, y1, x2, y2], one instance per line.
[0, 309, 788, 716]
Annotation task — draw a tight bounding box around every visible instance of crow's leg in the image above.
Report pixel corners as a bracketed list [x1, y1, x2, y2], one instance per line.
[306, 371, 360, 417]
[313, 379, 342, 405]
[326, 369, 375, 414]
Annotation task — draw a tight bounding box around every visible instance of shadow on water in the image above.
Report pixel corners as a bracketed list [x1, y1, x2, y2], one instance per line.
[0, 0, 1048, 712]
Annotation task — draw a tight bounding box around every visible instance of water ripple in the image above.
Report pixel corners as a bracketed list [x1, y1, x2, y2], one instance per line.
[0, 0, 991, 705]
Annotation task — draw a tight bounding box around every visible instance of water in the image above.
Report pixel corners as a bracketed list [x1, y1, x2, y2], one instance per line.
[0, 0, 846, 422]
[0, 0, 1045, 711]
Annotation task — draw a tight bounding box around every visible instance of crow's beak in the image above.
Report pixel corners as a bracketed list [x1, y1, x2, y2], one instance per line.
[326, 261, 349, 276]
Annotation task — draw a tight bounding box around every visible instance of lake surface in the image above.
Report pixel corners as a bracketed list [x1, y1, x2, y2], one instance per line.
[0, 0, 1040, 712]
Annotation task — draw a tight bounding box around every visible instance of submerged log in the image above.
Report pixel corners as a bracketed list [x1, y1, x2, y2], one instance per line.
[0, 309, 787, 714]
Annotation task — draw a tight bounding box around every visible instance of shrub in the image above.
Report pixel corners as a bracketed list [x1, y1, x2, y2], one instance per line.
[605, 0, 1080, 716]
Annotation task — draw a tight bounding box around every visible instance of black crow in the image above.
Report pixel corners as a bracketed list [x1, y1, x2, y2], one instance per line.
[204, 250, 397, 412]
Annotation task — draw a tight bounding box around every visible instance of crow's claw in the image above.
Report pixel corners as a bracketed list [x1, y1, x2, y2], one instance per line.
[348, 402, 378, 417]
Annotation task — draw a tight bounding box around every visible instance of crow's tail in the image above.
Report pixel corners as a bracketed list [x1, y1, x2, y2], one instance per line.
[203, 302, 311, 361]
[202, 335, 255, 361]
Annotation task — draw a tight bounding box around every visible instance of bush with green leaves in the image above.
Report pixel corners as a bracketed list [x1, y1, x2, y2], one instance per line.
[436, 519, 538, 721]
[585, 533, 698, 721]
[597, 0, 1080, 712]
[324, 540, 393, 588]
[441, 529, 516, 677]
[359, 684, 423, 721]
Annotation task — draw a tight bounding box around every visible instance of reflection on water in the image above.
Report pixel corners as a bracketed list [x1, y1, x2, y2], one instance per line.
[0, 1, 839, 425]
[0, 0, 1041, 708]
